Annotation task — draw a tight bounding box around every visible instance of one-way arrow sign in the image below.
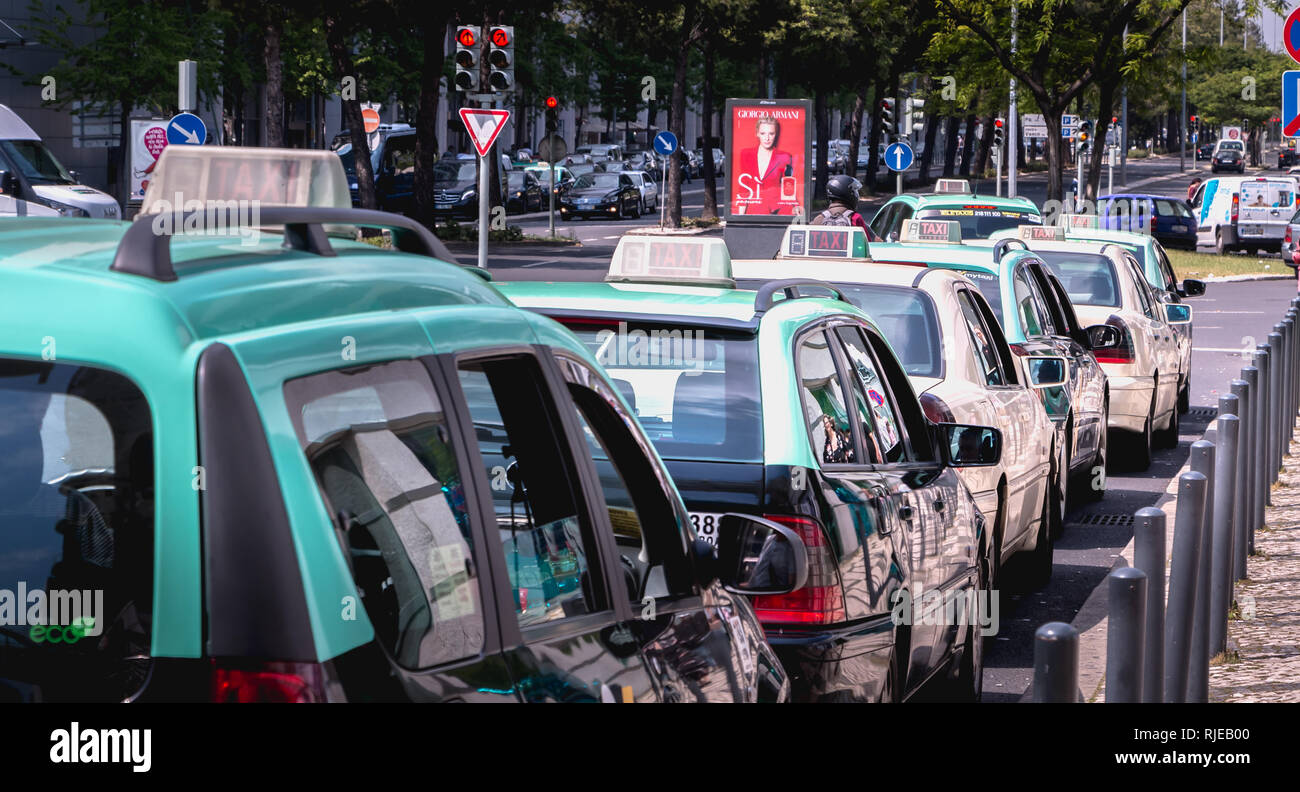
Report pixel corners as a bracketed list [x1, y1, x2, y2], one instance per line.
[459, 108, 511, 157]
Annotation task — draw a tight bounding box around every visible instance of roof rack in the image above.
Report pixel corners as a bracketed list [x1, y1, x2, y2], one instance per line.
[111, 206, 457, 282]
[753, 279, 849, 315]
[992, 238, 1028, 261]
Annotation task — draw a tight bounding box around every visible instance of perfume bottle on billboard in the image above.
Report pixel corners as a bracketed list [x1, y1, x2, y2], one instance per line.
[780, 175, 796, 202]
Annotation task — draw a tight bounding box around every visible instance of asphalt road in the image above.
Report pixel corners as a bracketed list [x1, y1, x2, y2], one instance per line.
[458, 150, 1298, 701]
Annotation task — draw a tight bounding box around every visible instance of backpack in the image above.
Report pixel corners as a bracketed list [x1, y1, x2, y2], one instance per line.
[813, 206, 853, 226]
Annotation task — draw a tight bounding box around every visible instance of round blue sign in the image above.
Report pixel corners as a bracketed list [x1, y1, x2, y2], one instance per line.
[885, 142, 914, 172]
[166, 112, 207, 146]
[653, 131, 679, 156]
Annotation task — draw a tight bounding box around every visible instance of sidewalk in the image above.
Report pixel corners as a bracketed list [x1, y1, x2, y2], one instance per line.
[1208, 432, 1300, 702]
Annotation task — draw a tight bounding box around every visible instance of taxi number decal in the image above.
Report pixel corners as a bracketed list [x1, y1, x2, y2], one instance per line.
[690, 512, 725, 545]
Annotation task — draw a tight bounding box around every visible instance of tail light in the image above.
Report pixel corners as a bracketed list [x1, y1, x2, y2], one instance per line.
[1094, 317, 1135, 365]
[751, 515, 845, 625]
[919, 391, 955, 424]
[1286, 225, 1292, 245]
[1150, 213, 1157, 234]
[212, 660, 328, 702]
[1231, 193, 1239, 224]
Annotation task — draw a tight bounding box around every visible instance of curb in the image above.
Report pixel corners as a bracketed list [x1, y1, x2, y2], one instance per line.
[625, 224, 722, 236]
[1201, 273, 1293, 283]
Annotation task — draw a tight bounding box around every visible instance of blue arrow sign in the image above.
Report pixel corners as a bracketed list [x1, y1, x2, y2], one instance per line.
[166, 112, 207, 146]
[884, 141, 914, 172]
[653, 130, 678, 156]
[1284, 71, 1300, 137]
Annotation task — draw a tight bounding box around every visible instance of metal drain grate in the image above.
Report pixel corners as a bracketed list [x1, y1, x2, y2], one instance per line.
[1188, 407, 1218, 419]
[1074, 513, 1135, 526]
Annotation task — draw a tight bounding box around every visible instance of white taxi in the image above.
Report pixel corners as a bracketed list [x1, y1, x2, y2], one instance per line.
[995, 232, 1188, 468]
[732, 222, 1063, 589]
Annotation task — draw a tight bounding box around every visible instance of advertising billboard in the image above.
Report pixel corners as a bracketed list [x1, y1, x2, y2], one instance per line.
[725, 98, 811, 223]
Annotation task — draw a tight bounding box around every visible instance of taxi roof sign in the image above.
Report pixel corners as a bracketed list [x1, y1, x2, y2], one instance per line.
[934, 178, 972, 194]
[900, 218, 962, 244]
[1057, 213, 1099, 229]
[1019, 224, 1066, 242]
[777, 225, 869, 259]
[606, 237, 734, 287]
[140, 146, 351, 214]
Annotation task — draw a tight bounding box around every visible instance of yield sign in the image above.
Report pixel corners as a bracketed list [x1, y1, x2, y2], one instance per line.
[459, 108, 511, 156]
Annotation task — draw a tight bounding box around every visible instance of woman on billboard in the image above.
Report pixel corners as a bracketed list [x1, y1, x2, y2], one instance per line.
[735, 114, 796, 215]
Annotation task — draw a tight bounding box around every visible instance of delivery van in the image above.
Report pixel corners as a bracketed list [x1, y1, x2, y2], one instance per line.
[0, 104, 121, 219]
[1189, 175, 1297, 255]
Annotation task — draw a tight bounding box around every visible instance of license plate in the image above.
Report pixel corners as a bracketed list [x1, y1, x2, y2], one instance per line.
[1171, 224, 1187, 233]
[1240, 225, 1264, 236]
[689, 512, 726, 546]
[435, 203, 452, 209]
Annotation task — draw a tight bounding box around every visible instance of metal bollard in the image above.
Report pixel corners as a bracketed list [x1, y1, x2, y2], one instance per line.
[1251, 347, 1269, 526]
[1164, 471, 1207, 704]
[1106, 568, 1147, 703]
[1240, 367, 1259, 571]
[1210, 404, 1239, 657]
[1188, 441, 1214, 703]
[1288, 312, 1299, 433]
[1269, 331, 1283, 480]
[1032, 622, 1079, 703]
[1133, 507, 1166, 702]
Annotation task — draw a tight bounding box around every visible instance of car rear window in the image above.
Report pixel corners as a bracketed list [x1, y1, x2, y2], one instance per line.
[916, 206, 1041, 238]
[0, 359, 155, 702]
[561, 322, 762, 463]
[1037, 251, 1123, 307]
[827, 285, 943, 378]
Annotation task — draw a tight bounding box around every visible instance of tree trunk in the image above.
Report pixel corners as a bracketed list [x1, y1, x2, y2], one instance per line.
[976, 115, 994, 175]
[666, 1, 695, 227]
[959, 114, 976, 176]
[943, 116, 959, 176]
[413, 8, 446, 228]
[116, 101, 130, 210]
[865, 78, 884, 191]
[262, 18, 285, 148]
[919, 115, 938, 180]
[757, 50, 768, 97]
[700, 38, 717, 221]
[1043, 111, 1064, 204]
[846, 83, 867, 179]
[1085, 79, 1119, 203]
[325, 13, 376, 209]
[814, 88, 828, 200]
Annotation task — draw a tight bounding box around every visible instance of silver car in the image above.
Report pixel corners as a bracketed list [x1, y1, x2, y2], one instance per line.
[617, 170, 658, 213]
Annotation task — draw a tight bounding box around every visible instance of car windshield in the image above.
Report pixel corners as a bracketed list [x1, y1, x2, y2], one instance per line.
[0, 140, 76, 185]
[508, 172, 526, 187]
[569, 164, 597, 177]
[561, 322, 762, 462]
[830, 285, 943, 378]
[434, 161, 477, 181]
[1218, 141, 1244, 152]
[916, 206, 1041, 238]
[1036, 251, 1122, 307]
[575, 173, 621, 190]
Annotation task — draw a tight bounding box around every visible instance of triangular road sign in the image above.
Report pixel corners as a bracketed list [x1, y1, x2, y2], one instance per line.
[459, 108, 511, 157]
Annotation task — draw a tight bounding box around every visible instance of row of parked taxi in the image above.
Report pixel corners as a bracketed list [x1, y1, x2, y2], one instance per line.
[0, 149, 1201, 704]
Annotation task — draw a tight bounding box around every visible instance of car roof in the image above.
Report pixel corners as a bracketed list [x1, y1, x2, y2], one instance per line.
[496, 280, 779, 327]
[863, 240, 1006, 274]
[889, 192, 1040, 211]
[0, 103, 40, 140]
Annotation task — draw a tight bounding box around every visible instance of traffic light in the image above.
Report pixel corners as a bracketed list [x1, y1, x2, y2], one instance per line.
[545, 95, 558, 134]
[880, 98, 896, 138]
[488, 25, 514, 92]
[993, 117, 1004, 148]
[455, 26, 480, 91]
[1077, 119, 1092, 153]
[904, 98, 925, 133]
[1190, 115, 1197, 124]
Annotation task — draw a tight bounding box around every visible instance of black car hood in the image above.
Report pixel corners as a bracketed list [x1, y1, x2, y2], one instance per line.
[567, 186, 620, 198]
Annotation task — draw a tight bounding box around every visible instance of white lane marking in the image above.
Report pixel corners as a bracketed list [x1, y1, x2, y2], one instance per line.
[602, 235, 622, 240]
[1198, 310, 1266, 314]
[521, 259, 561, 268]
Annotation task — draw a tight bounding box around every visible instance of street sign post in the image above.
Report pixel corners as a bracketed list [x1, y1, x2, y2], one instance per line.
[885, 141, 913, 195]
[459, 107, 512, 269]
[538, 133, 567, 239]
[1285, 7, 1300, 65]
[1284, 72, 1300, 138]
[166, 112, 206, 146]
[653, 131, 678, 227]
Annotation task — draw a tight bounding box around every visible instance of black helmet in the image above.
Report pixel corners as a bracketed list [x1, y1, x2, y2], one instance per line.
[826, 174, 861, 210]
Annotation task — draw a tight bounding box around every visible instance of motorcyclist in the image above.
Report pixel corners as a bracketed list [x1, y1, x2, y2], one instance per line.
[812, 174, 879, 240]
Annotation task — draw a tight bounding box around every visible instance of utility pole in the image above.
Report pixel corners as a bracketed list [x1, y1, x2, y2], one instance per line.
[1009, 0, 1018, 198]
[1180, 9, 1187, 173]
[1121, 25, 1128, 186]
[1220, 1, 1224, 46]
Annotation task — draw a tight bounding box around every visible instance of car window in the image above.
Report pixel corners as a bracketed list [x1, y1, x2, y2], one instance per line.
[1155, 246, 1178, 291]
[457, 355, 605, 629]
[0, 359, 155, 702]
[824, 283, 942, 378]
[1124, 255, 1157, 318]
[1026, 263, 1072, 337]
[286, 360, 484, 668]
[1154, 199, 1193, 219]
[915, 206, 1041, 238]
[1191, 184, 1206, 210]
[836, 326, 906, 464]
[575, 173, 622, 190]
[1037, 251, 1122, 307]
[796, 330, 857, 465]
[957, 289, 1006, 386]
[871, 204, 896, 237]
[561, 322, 762, 463]
[1021, 265, 1058, 335]
[1013, 269, 1049, 338]
[383, 136, 415, 175]
[860, 329, 935, 462]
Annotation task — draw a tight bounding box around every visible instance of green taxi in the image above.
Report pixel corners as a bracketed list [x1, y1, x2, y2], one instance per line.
[497, 234, 1003, 702]
[0, 147, 801, 704]
[869, 178, 1042, 242]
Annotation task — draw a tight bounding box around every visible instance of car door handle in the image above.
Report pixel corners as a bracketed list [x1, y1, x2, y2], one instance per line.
[898, 505, 914, 521]
[933, 498, 945, 512]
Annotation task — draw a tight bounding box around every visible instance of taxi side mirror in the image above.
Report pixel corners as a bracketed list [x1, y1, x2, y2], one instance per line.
[936, 423, 1002, 467]
[1025, 356, 1068, 388]
[711, 514, 809, 596]
[1165, 303, 1192, 325]
[1086, 324, 1122, 351]
[1179, 278, 1206, 297]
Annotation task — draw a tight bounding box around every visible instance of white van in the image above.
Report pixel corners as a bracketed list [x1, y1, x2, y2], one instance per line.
[1190, 175, 1296, 254]
[0, 104, 121, 219]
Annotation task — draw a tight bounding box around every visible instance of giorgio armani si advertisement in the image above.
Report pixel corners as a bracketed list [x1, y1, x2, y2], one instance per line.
[725, 98, 811, 223]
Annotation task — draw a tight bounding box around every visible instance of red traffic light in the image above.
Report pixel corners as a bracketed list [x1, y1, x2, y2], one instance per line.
[457, 28, 476, 47]
[491, 27, 510, 47]
[994, 118, 1004, 128]
[1111, 116, 1118, 124]
[1190, 115, 1197, 123]
[546, 96, 558, 109]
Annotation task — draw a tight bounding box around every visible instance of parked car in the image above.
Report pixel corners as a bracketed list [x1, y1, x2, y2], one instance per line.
[617, 169, 659, 213]
[559, 171, 643, 219]
[506, 170, 545, 213]
[1196, 143, 1214, 161]
[574, 144, 623, 162]
[1211, 141, 1246, 173]
[1190, 175, 1298, 254]
[1097, 193, 1198, 251]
